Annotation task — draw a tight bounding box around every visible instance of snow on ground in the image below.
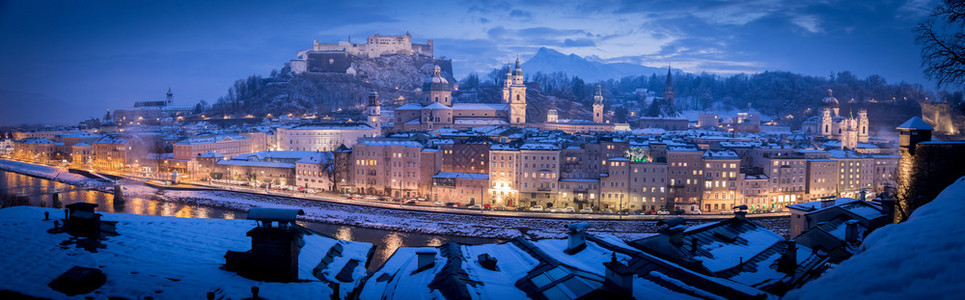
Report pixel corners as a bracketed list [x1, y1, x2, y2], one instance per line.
[785, 176, 965, 299]
[140, 187, 699, 240]
[0, 159, 104, 187]
[0, 206, 372, 299]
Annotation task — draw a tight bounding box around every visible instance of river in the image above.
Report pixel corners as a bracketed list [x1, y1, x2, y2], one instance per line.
[0, 170, 501, 271]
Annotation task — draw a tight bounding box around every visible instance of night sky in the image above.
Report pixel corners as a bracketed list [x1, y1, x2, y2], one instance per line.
[0, 0, 940, 125]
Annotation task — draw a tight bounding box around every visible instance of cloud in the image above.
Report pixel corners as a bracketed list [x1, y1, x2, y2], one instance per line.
[792, 15, 822, 33]
[563, 38, 596, 47]
[509, 9, 533, 21]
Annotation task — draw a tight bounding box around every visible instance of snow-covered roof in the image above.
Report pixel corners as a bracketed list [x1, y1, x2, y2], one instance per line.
[358, 140, 424, 148]
[233, 151, 322, 161]
[423, 102, 451, 110]
[703, 150, 739, 159]
[520, 143, 560, 150]
[450, 103, 509, 111]
[454, 118, 510, 125]
[786, 176, 965, 299]
[174, 134, 248, 145]
[432, 172, 490, 180]
[896, 116, 934, 131]
[787, 197, 860, 212]
[15, 138, 55, 144]
[395, 103, 425, 110]
[0, 206, 372, 299]
[217, 160, 294, 169]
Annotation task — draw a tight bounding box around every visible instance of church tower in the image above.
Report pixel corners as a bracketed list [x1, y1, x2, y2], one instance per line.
[593, 84, 604, 124]
[858, 109, 869, 142]
[663, 67, 674, 111]
[424, 65, 451, 106]
[508, 57, 527, 125]
[821, 108, 833, 137]
[367, 90, 381, 135]
[502, 64, 512, 104]
[166, 88, 174, 105]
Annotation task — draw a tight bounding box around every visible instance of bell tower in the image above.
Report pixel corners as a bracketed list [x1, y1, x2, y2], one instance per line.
[367, 90, 381, 135]
[593, 84, 604, 124]
[509, 57, 527, 125]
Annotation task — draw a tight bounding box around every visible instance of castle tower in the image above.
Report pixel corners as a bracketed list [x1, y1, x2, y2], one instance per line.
[896, 116, 935, 222]
[166, 88, 174, 105]
[858, 109, 869, 142]
[593, 84, 605, 124]
[423, 65, 451, 106]
[367, 90, 382, 135]
[508, 58, 527, 125]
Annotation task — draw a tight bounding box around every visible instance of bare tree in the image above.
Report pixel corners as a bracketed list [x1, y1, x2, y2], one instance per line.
[916, 0, 965, 88]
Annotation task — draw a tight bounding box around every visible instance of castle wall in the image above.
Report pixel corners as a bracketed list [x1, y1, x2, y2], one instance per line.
[897, 142, 965, 222]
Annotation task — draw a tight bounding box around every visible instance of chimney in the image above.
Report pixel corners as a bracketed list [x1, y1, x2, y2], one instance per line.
[859, 189, 866, 202]
[565, 222, 590, 254]
[821, 198, 836, 208]
[777, 240, 797, 275]
[416, 250, 436, 272]
[733, 205, 748, 220]
[478, 253, 498, 271]
[845, 220, 859, 244]
[877, 198, 896, 224]
[658, 218, 686, 246]
[603, 253, 633, 296]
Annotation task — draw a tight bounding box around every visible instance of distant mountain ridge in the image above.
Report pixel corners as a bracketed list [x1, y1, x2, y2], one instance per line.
[521, 47, 681, 82]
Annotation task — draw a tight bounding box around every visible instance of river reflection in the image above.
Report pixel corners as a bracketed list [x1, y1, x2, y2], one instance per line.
[1, 170, 502, 271]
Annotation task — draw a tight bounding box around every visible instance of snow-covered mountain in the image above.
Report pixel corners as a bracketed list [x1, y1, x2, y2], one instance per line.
[521, 47, 679, 82]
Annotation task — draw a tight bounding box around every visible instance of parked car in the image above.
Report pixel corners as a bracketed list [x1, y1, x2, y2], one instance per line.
[483, 203, 492, 210]
[529, 205, 544, 212]
[657, 209, 670, 215]
[445, 202, 459, 207]
[580, 208, 594, 213]
[602, 209, 614, 214]
[404, 199, 417, 205]
[494, 205, 508, 211]
[468, 205, 482, 209]
[687, 209, 702, 215]
[392, 198, 403, 203]
[719, 210, 734, 215]
[433, 201, 445, 206]
[340, 193, 350, 198]
[563, 207, 576, 213]
[549, 208, 564, 213]
[364, 196, 378, 200]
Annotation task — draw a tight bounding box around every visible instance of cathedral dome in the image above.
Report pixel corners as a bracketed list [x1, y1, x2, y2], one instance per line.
[423, 65, 450, 92]
[822, 89, 839, 108]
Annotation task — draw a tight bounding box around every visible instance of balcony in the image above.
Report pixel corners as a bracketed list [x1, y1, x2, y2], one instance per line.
[537, 187, 552, 192]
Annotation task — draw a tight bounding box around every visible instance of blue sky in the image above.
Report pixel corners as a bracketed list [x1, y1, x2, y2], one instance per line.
[0, 0, 940, 125]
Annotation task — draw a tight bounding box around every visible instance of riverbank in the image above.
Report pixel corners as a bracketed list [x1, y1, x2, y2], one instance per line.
[0, 159, 105, 187]
[1, 159, 789, 239]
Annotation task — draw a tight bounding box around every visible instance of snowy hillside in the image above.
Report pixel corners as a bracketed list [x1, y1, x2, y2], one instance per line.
[522, 47, 682, 82]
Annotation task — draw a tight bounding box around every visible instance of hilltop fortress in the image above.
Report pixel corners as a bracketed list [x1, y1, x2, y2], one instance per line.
[290, 32, 433, 74]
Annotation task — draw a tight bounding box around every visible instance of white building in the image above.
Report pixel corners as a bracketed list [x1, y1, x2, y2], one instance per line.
[276, 123, 377, 151]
